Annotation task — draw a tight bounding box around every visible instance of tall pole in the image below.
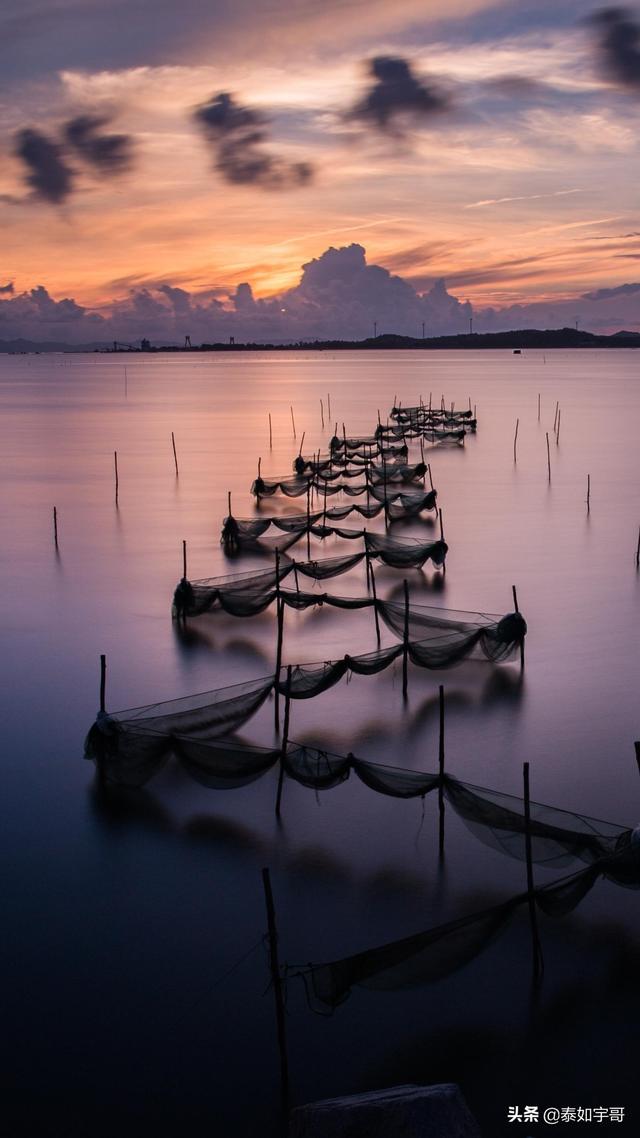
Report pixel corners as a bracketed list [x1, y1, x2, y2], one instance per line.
[512, 584, 524, 671]
[369, 560, 381, 645]
[53, 506, 59, 550]
[114, 450, 119, 507]
[171, 431, 179, 476]
[438, 684, 445, 855]
[402, 578, 410, 701]
[99, 654, 106, 713]
[274, 596, 284, 732]
[261, 868, 290, 1123]
[275, 666, 292, 817]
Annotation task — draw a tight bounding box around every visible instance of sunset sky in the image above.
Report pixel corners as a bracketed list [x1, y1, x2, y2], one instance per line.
[1, 1, 639, 339]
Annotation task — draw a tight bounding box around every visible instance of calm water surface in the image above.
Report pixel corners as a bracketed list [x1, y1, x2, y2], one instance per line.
[2, 350, 639, 1137]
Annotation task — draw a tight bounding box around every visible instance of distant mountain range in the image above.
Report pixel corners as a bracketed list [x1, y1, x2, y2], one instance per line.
[1, 327, 639, 354]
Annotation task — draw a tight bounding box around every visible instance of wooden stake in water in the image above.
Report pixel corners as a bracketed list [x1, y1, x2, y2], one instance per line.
[513, 418, 519, 463]
[537, 393, 540, 422]
[274, 596, 284, 732]
[290, 405, 296, 438]
[553, 401, 559, 431]
[402, 578, 410, 701]
[428, 464, 434, 492]
[369, 564, 381, 653]
[298, 431, 305, 457]
[171, 431, 179, 476]
[634, 741, 640, 775]
[327, 392, 331, 421]
[275, 666, 292, 818]
[512, 584, 524, 670]
[438, 684, 445, 856]
[269, 413, 273, 449]
[439, 508, 445, 544]
[556, 408, 561, 443]
[53, 506, 58, 550]
[636, 526, 640, 569]
[99, 654, 107, 713]
[261, 868, 290, 1122]
[320, 399, 325, 429]
[114, 450, 119, 506]
[546, 432, 551, 482]
[586, 474, 590, 512]
[182, 540, 187, 580]
[523, 763, 544, 982]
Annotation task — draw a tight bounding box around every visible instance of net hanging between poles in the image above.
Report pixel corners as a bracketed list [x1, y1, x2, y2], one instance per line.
[293, 846, 640, 1011]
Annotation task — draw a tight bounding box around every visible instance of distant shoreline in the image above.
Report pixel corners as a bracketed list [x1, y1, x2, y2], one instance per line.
[1, 326, 639, 354]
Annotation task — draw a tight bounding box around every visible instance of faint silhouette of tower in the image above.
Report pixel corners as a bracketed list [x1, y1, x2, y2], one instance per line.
[373, 320, 377, 338]
[422, 321, 425, 339]
[184, 335, 192, 349]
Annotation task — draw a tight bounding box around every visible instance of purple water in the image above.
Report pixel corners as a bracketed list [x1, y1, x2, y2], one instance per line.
[2, 350, 638, 1136]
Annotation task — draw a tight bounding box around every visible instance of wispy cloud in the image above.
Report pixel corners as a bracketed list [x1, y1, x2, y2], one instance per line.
[465, 188, 584, 209]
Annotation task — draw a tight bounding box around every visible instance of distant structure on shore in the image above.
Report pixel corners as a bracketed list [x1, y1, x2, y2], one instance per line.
[95, 327, 640, 354]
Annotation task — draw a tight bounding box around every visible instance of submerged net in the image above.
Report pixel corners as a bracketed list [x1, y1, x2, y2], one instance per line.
[180, 540, 448, 617]
[86, 602, 526, 774]
[294, 842, 639, 1010]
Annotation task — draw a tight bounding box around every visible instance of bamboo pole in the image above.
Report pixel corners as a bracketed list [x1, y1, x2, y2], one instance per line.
[53, 506, 58, 550]
[634, 741, 640, 775]
[512, 584, 524, 670]
[290, 405, 296, 438]
[513, 418, 519, 463]
[402, 578, 410, 701]
[99, 654, 106, 713]
[438, 684, 445, 855]
[114, 450, 119, 506]
[537, 393, 540, 421]
[369, 559, 381, 645]
[320, 399, 324, 429]
[306, 484, 311, 559]
[636, 526, 640, 568]
[182, 539, 187, 580]
[269, 413, 273, 449]
[546, 432, 551, 482]
[428, 464, 434, 492]
[439, 509, 445, 543]
[556, 408, 561, 443]
[261, 868, 290, 1122]
[171, 431, 179, 476]
[327, 392, 331, 420]
[274, 597, 284, 732]
[275, 666, 292, 818]
[586, 474, 590, 511]
[298, 431, 305, 457]
[523, 763, 544, 982]
[553, 401, 559, 431]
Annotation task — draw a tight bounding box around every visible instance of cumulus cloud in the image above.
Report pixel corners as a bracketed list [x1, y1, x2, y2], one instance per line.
[13, 129, 74, 203]
[582, 281, 640, 299]
[194, 91, 313, 189]
[1, 245, 639, 344]
[350, 56, 449, 131]
[591, 7, 640, 88]
[0, 281, 15, 294]
[64, 115, 132, 172]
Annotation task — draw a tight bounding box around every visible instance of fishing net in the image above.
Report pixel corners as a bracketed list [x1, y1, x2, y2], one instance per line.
[180, 540, 448, 618]
[221, 492, 438, 550]
[294, 843, 640, 1010]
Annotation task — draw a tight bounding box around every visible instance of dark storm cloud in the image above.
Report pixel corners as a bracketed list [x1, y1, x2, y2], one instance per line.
[64, 115, 132, 173]
[350, 56, 449, 130]
[194, 92, 313, 190]
[13, 128, 74, 202]
[582, 281, 640, 299]
[591, 7, 640, 88]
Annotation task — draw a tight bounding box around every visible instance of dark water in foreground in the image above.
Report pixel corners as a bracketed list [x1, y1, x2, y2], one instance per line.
[1, 350, 639, 1137]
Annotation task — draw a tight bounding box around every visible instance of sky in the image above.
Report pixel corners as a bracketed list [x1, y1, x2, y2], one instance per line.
[1, 0, 639, 341]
